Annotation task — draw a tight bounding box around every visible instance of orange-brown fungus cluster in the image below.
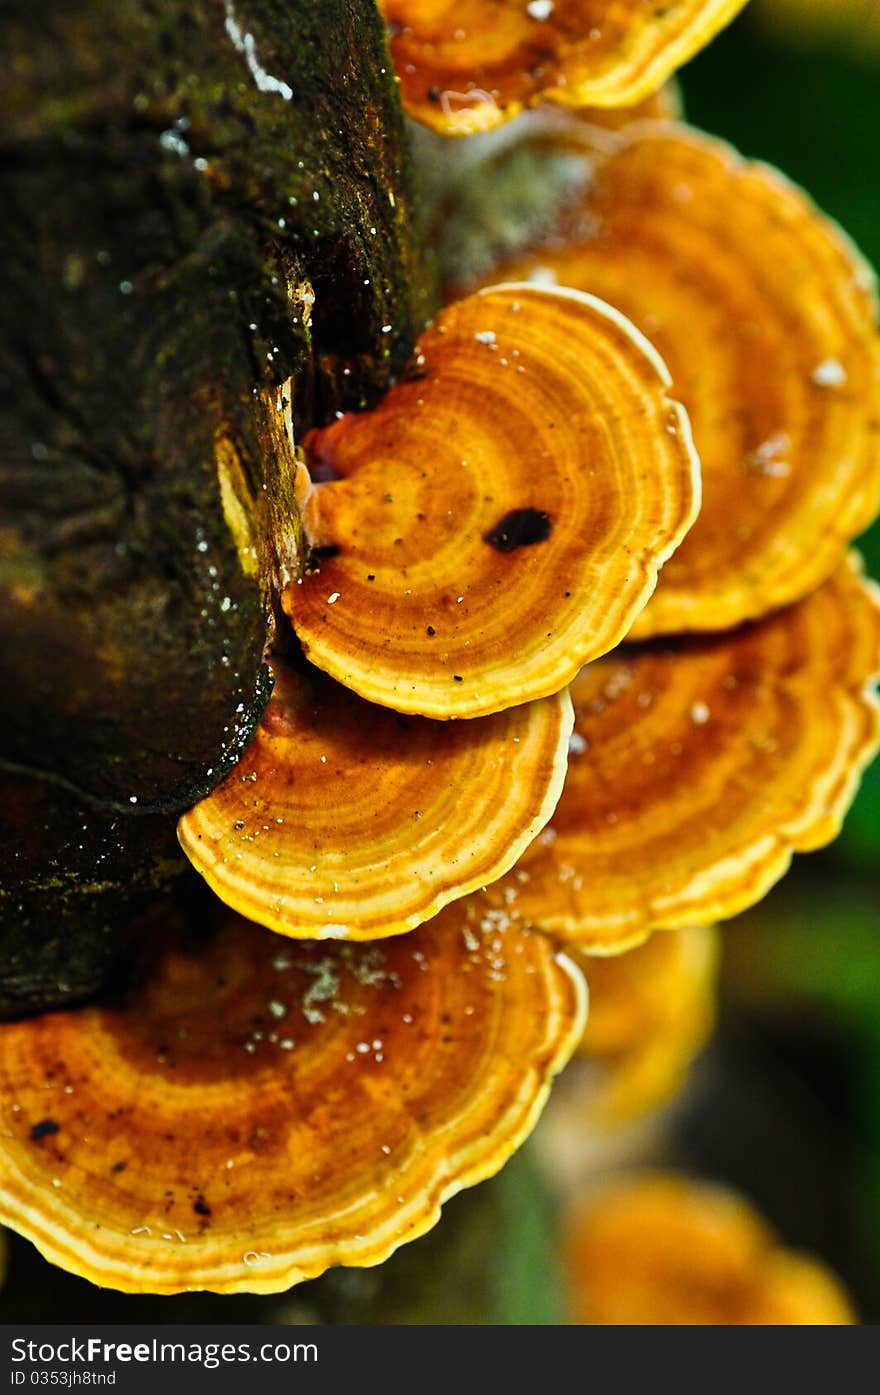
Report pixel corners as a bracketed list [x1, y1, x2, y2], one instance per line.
[179, 655, 572, 939]
[564, 1174, 856, 1323]
[0, 898, 584, 1293]
[382, 0, 747, 133]
[470, 121, 880, 633]
[486, 559, 880, 948]
[5, 6, 880, 1307]
[284, 284, 699, 718]
[573, 925, 719, 1122]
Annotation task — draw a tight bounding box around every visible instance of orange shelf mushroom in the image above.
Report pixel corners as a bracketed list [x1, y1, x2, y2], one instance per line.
[381, 0, 747, 135]
[563, 1174, 856, 1324]
[0, 896, 585, 1294]
[488, 558, 880, 949]
[283, 284, 700, 719]
[178, 655, 572, 940]
[576, 77, 683, 129]
[573, 926, 719, 1123]
[467, 120, 880, 633]
[5, 0, 880, 1317]
[415, 88, 683, 306]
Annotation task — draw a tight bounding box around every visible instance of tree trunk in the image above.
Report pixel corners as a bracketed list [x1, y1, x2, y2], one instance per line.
[0, 0, 435, 1013]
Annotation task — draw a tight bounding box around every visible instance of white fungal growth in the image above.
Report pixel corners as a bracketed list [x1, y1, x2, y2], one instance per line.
[340, 943, 397, 989]
[462, 924, 481, 953]
[224, 0, 294, 100]
[159, 129, 190, 157]
[438, 88, 499, 131]
[743, 432, 791, 479]
[811, 358, 848, 388]
[298, 956, 342, 1024]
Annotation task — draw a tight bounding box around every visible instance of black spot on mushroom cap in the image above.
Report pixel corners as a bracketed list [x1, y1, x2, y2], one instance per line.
[193, 1195, 212, 1217]
[308, 459, 340, 485]
[484, 508, 552, 552]
[308, 543, 341, 567]
[30, 1119, 60, 1142]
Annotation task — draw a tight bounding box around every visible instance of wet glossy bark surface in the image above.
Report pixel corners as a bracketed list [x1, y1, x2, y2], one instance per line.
[0, 0, 433, 1011]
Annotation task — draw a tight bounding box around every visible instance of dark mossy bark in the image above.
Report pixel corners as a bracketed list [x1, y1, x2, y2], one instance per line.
[0, 0, 434, 1011]
[0, 766, 192, 1019]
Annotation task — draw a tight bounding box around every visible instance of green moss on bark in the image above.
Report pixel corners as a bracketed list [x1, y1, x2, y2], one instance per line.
[0, 0, 434, 1011]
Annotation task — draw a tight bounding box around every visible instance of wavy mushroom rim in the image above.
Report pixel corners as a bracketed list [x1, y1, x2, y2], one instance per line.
[571, 925, 720, 1124]
[624, 130, 880, 635]
[575, 77, 684, 128]
[283, 281, 701, 720]
[0, 1037, 580, 1296]
[486, 557, 880, 948]
[0, 907, 587, 1295]
[573, 924, 721, 1058]
[383, 0, 747, 137]
[453, 118, 880, 635]
[563, 1172, 857, 1325]
[177, 656, 574, 941]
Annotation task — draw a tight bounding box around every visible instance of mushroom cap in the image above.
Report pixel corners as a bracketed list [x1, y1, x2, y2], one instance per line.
[178, 655, 572, 940]
[754, 1252, 861, 1326]
[577, 79, 683, 129]
[283, 284, 700, 719]
[488, 557, 880, 948]
[0, 896, 585, 1294]
[573, 926, 719, 1123]
[564, 1174, 856, 1324]
[482, 122, 880, 633]
[381, 0, 746, 135]
[411, 89, 682, 306]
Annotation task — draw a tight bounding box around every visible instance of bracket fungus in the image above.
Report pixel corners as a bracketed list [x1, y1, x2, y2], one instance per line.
[0, 896, 585, 1294]
[5, 0, 880, 1315]
[178, 655, 572, 940]
[463, 120, 880, 634]
[283, 283, 700, 718]
[572, 926, 719, 1124]
[488, 558, 880, 949]
[564, 1174, 856, 1324]
[381, 0, 747, 134]
[575, 78, 683, 129]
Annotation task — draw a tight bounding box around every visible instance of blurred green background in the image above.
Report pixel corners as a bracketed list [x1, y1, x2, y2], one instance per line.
[0, 2, 877, 1325]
